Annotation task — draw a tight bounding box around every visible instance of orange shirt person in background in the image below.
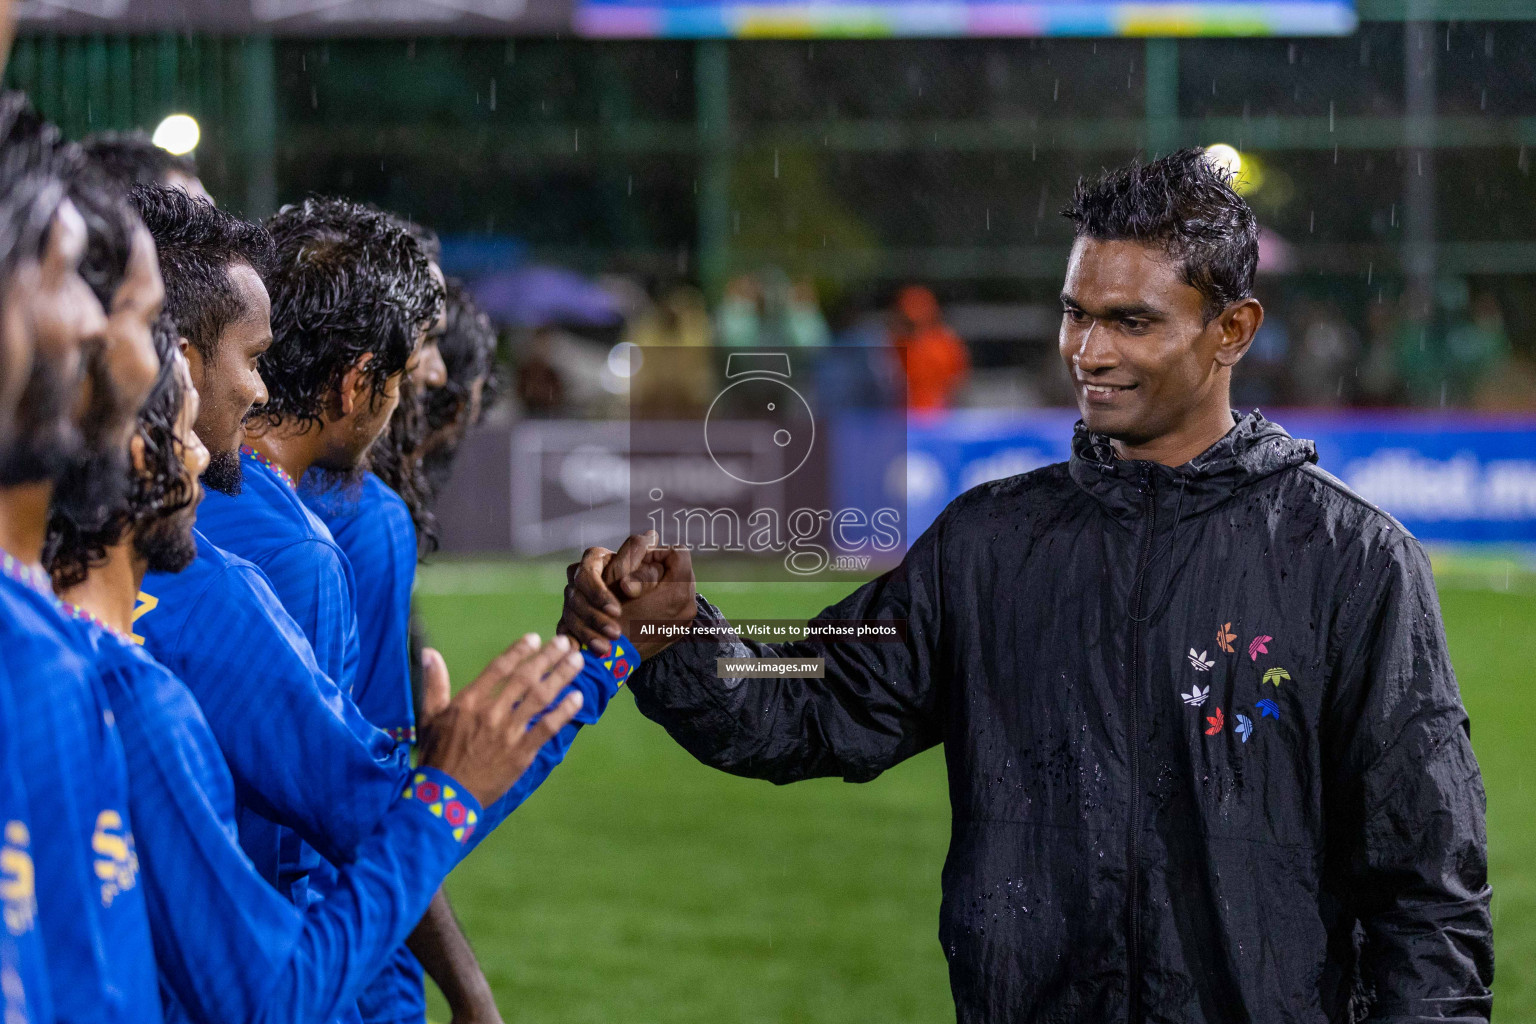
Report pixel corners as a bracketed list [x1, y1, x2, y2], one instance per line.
[893, 285, 970, 411]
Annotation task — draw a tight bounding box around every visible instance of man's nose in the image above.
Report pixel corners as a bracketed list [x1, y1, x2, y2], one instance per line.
[415, 343, 447, 389]
[250, 370, 270, 409]
[1074, 321, 1117, 373]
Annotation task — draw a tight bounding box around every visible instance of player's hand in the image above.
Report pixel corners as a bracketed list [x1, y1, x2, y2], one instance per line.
[558, 531, 655, 655]
[559, 532, 697, 660]
[417, 633, 585, 808]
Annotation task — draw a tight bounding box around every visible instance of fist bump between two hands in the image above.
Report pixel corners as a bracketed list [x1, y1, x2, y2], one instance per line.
[558, 530, 698, 661]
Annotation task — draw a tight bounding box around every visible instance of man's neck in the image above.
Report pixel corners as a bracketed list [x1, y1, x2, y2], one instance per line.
[59, 539, 144, 635]
[245, 421, 324, 485]
[1111, 403, 1237, 468]
[0, 481, 56, 567]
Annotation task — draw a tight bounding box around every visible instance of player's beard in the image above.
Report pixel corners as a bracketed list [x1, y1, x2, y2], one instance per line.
[49, 348, 136, 531]
[134, 507, 199, 574]
[201, 448, 243, 495]
[0, 349, 86, 487]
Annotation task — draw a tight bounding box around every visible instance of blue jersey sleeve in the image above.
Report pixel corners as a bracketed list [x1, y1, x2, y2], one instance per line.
[138, 558, 409, 872]
[100, 645, 478, 1024]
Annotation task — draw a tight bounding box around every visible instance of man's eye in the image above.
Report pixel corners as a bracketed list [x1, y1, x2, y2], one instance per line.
[1064, 308, 1088, 323]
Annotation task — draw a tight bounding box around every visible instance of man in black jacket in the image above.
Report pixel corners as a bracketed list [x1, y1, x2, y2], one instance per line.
[560, 149, 1494, 1023]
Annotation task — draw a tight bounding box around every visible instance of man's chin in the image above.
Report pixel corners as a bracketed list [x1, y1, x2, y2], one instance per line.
[201, 449, 243, 495]
[137, 514, 199, 574]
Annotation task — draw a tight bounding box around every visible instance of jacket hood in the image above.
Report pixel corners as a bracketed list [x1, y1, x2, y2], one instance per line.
[1068, 410, 1317, 525]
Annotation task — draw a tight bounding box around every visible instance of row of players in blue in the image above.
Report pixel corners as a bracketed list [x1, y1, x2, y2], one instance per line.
[0, 93, 632, 1024]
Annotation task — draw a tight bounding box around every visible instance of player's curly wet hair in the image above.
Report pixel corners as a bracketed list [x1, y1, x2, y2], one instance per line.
[129, 184, 277, 360]
[257, 197, 442, 430]
[45, 312, 195, 589]
[1063, 148, 1259, 323]
[81, 131, 199, 190]
[423, 280, 500, 497]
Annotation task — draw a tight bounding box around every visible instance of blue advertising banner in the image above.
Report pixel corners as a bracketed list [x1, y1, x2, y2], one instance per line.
[834, 409, 1536, 546]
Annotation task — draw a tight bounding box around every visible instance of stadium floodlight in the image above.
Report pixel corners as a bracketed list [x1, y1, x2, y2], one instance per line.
[152, 114, 201, 156]
[1203, 143, 1242, 178]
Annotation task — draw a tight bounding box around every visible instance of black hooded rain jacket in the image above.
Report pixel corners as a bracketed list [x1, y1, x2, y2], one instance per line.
[627, 412, 1493, 1024]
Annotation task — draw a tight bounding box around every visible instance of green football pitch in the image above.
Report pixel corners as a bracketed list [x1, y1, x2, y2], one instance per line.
[415, 556, 1535, 1023]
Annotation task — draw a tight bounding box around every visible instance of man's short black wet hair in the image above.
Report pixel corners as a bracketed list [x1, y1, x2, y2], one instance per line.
[129, 184, 276, 359]
[45, 313, 193, 589]
[0, 92, 75, 299]
[81, 131, 198, 190]
[259, 196, 442, 430]
[1063, 148, 1259, 322]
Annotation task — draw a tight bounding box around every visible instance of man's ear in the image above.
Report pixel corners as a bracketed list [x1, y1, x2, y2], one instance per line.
[1214, 298, 1263, 368]
[337, 353, 375, 417]
[181, 339, 205, 392]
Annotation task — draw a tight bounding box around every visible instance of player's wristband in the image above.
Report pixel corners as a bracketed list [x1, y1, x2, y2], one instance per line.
[402, 766, 483, 845]
[586, 635, 638, 687]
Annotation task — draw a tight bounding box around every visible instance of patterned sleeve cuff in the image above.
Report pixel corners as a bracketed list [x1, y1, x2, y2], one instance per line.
[385, 725, 417, 746]
[402, 767, 482, 845]
[585, 635, 639, 686]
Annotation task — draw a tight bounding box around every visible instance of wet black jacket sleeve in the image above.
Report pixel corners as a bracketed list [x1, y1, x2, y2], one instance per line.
[1322, 535, 1494, 1023]
[628, 517, 948, 785]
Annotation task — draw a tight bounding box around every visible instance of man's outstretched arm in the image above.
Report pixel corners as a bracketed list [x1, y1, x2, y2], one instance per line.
[1323, 534, 1493, 1023]
[560, 525, 949, 786]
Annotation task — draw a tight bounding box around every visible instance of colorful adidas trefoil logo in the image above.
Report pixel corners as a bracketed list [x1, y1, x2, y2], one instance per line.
[1182, 684, 1210, 707]
[1216, 623, 1237, 654]
[1256, 698, 1281, 720]
[1204, 707, 1225, 735]
[1188, 649, 1215, 672]
[1248, 635, 1272, 661]
[1234, 714, 1253, 742]
[1262, 667, 1291, 687]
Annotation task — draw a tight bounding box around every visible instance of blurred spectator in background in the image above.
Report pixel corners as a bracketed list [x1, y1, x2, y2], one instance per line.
[80, 131, 211, 202]
[626, 284, 715, 419]
[1450, 291, 1513, 406]
[892, 285, 969, 412]
[717, 268, 830, 349]
[1394, 279, 1512, 407]
[1290, 299, 1360, 406]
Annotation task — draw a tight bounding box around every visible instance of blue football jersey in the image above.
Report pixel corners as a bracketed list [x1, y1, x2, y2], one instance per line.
[0, 558, 159, 1024]
[77, 615, 478, 1024]
[137, 530, 634, 873]
[0, 645, 52, 1024]
[199, 448, 360, 696]
[139, 529, 408, 915]
[301, 472, 426, 1024]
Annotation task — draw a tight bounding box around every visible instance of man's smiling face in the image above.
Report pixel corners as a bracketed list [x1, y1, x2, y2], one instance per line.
[1058, 237, 1230, 448]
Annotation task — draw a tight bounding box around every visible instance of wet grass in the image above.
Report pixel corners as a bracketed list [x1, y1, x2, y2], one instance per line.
[416, 558, 1532, 1022]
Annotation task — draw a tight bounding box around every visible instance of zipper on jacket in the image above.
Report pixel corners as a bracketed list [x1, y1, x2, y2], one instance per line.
[1127, 468, 1156, 1024]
